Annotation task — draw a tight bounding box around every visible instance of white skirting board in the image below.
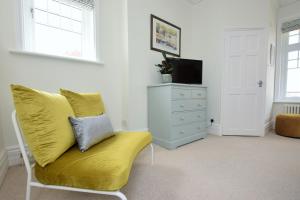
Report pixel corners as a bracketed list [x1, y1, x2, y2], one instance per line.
[207, 124, 221, 136]
[0, 150, 9, 186]
[6, 145, 28, 166]
[207, 122, 272, 136]
[208, 122, 273, 136]
[265, 121, 274, 133]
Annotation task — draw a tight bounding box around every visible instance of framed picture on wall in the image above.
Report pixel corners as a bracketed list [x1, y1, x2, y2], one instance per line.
[150, 14, 181, 57]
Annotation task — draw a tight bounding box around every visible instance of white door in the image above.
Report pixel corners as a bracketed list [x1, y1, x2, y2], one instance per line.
[222, 29, 266, 136]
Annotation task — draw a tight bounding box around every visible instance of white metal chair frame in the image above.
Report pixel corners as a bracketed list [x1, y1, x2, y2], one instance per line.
[12, 111, 154, 200]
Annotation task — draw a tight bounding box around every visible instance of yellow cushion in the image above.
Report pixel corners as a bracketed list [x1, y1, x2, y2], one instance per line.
[60, 89, 105, 117]
[11, 85, 75, 167]
[35, 131, 152, 191]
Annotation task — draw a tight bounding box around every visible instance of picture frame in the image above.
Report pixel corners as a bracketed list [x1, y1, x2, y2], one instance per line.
[150, 14, 181, 57]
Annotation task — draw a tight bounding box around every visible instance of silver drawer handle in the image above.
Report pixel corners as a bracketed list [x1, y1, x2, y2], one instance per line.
[180, 131, 185, 134]
[198, 93, 202, 96]
[180, 105, 185, 108]
[180, 93, 185, 96]
[180, 118, 185, 121]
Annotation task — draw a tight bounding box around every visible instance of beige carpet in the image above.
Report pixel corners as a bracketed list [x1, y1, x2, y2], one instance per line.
[1, 132, 300, 200]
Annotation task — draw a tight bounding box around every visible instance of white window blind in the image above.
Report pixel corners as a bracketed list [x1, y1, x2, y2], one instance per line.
[282, 18, 300, 33]
[55, 0, 95, 10]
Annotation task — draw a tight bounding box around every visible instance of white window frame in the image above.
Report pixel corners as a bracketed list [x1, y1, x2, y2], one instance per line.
[14, 0, 101, 64]
[275, 18, 300, 103]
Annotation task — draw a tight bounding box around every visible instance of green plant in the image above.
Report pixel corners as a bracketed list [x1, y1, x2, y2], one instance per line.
[155, 53, 173, 74]
[155, 61, 173, 74]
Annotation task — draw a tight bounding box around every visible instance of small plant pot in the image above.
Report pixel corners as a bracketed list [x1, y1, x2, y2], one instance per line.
[161, 74, 172, 83]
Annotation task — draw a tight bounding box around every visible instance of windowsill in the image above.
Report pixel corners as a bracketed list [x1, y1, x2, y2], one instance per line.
[10, 50, 104, 65]
[274, 100, 300, 104]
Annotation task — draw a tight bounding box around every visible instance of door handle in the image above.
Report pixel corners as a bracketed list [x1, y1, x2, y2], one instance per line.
[258, 80, 263, 87]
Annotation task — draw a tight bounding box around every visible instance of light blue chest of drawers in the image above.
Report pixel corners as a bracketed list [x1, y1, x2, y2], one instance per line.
[147, 83, 208, 149]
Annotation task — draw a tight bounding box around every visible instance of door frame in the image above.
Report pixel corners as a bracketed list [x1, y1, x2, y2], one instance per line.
[220, 27, 268, 136]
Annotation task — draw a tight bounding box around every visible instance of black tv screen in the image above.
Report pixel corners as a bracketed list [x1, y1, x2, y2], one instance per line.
[167, 58, 203, 84]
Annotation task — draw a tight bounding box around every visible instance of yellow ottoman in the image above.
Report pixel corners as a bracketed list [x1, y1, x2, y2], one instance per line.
[275, 114, 300, 138]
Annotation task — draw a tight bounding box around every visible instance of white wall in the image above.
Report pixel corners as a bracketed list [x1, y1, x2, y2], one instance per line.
[265, 0, 278, 127]
[0, 127, 5, 160]
[279, 1, 300, 19]
[125, 0, 195, 130]
[0, 0, 127, 147]
[125, 0, 277, 133]
[0, 123, 4, 154]
[0, 122, 8, 186]
[189, 0, 275, 131]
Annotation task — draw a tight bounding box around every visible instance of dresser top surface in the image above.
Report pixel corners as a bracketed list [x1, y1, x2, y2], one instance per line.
[148, 83, 207, 88]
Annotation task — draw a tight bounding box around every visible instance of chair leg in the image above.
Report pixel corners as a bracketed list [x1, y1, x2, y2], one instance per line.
[26, 178, 31, 200]
[150, 144, 154, 165]
[115, 191, 127, 200]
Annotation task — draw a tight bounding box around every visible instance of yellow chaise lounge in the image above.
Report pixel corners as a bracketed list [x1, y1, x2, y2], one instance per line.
[12, 111, 153, 200]
[10, 85, 153, 200]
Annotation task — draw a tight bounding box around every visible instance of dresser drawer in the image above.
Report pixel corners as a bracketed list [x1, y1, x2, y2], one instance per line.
[189, 100, 206, 110]
[172, 100, 206, 112]
[190, 111, 206, 122]
[172, 111, 206, 125]
[190, 122, 207, 134]
[171, 122, 206, 140]
[172, 88, 191, 99]
[172, 100, 189, 111]
[172, 112, 188, 125]
[171, 124, 193, 140]
[191, 89, 206, 99]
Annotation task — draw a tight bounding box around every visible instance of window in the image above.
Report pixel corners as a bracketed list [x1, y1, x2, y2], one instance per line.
[21, 0, 96, 61]
[277, 29, 300, 101]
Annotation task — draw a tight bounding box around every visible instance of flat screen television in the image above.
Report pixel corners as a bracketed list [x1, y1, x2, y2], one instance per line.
[167, 58, 203, 84]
